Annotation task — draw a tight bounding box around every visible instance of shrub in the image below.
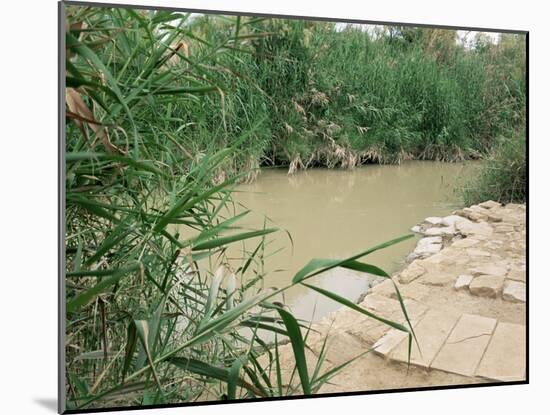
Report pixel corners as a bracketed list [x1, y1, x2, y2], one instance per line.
[461, 133, 526, 205]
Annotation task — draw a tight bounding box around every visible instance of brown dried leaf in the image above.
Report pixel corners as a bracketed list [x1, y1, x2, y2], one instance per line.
[66, 87, 124, 155]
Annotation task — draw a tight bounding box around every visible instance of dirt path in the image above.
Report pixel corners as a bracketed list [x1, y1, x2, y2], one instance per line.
[270, 201, 526, 394]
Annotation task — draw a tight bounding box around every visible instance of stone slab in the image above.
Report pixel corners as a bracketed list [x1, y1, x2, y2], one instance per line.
[469, 264, 509, 277]
[421, 252, 446, 265]
[398, 260, 426, 284]
[442, 215, 468, 227]
[397, 283, 432, 302]
[451, 238, 480, 249]
[309, 330, 368, 366]
[408, 237, 443, 260]
[390, 308, 459, 368]
[368, 279, 431, 302]
[456, 220, 494, 238]
[360, 293, 404, 316]
[347, 318, 396, 346]
[431, 314, 497, 377]
[479, 200, 501, 209]
[349, 295, 427, 345]
[462, 208, 489, 222]
[476, 323, 526, 381]
[368, 279, 398, 298]
[423, 226, 456, 237]
[420, 271, 457, 287]
[469, 275, 505, 298]
[494, 224, 515, 233]
[507, 269, 526, 282]
[486, 214, 503, 223]
[466, 249, 491, 257]
[425, 217, 443, 225]
[455, 275, 473, 291]
[502, 280, 526, 303]
[372, 322, 418, 357]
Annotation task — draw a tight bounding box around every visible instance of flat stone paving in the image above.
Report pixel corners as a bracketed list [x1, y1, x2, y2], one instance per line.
[267, 202, 526, 393]
[476, 322, 526, 381]
[430, 314, 496, 377]
[390, 308, 459, 368]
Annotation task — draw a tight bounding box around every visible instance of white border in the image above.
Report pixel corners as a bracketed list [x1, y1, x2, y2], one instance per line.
[1, 1, 547, 414]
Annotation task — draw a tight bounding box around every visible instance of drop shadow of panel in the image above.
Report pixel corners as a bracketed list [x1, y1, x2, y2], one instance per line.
[34, 398, 57, 413]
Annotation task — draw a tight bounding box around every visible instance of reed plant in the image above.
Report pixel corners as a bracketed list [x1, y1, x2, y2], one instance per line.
[64, 5, 416, 410]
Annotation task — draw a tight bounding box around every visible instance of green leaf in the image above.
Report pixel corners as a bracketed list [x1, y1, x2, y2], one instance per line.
[276, 308, 311, 395]
[139, 86, 218, 96]
[192, 228, 278, 251]
[225, 272, 236, 311]
[121, 322, 138, 383]
[167, 357, 264, 397]
[66, 263, 140, 312]
[188, 210, 251, 248]
[301, 282, 409, 333]
[135, 298, 166, 370]
[340, 260, 390, 277]
[66, 152, 165, 176]
[84, 222, 134, 266]
[274, 334, 283, 396]
[134, 320, 164, 396]
[292, 234, 413, 284]
[227, 358, 243, 400]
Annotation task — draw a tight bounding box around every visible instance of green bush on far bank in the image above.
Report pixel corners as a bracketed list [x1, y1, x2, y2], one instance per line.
[196, 21, 527, 170]
[461, 133, 526, 205]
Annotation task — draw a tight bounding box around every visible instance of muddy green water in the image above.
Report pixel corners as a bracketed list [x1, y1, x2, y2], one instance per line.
[222, 161, 473, 323]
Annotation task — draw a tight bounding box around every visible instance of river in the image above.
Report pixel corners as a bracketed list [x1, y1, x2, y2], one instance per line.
[222, 161, 474, 323]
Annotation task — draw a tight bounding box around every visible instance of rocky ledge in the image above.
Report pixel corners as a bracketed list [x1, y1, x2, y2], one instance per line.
[401, 200, 526, 302]
[262, 201, 526, 394]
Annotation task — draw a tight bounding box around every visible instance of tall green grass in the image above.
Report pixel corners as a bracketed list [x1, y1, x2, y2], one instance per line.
[165, 19, 525, 170]
[461, 133, 526, 205]
[64, 6, 416, 409]
[65, 10, 526, 177]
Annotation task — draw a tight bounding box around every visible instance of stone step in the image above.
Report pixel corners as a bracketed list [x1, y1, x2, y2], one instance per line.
[340, 309, 526, 385]
[476, 322, 526, 381]
[452, 274, 526, 303]
[430, 314, 497, 377]
[390, 308, 460, 368]
[372, 323, 419, 357]
[351, 294, 428, 346]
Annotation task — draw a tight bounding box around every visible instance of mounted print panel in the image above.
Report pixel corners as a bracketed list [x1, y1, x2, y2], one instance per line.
[59, 1, 527, 413]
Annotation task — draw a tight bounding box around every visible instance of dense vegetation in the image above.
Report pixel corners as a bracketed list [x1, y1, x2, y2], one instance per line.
[249, 22, 525, 170]
[108, 14, 525, 176]
[462, 132, 526, 205]
[64, 6, 420, 410]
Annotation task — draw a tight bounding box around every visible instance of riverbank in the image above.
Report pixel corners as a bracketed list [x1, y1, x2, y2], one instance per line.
[263, 200, 526, 393]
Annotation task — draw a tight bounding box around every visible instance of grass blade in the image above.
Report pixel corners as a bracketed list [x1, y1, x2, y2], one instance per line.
[227, 358, 243, 399]
[192, 228, 278, 251]
[67, 263, 140, 312]
[292, 234, 413, 284]
[301, 282, 409, 333]
[276, 308, 311, 395]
